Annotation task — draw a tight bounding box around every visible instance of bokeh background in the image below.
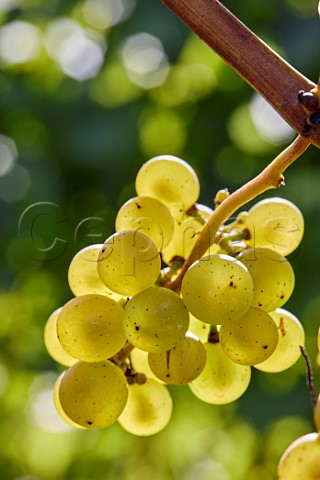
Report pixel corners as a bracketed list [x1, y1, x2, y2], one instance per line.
[1, 0, 320, 479]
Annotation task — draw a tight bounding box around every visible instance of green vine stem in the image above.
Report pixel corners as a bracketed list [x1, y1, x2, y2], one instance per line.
[167, 134, 310, 291]
[160, 0, 320, 148]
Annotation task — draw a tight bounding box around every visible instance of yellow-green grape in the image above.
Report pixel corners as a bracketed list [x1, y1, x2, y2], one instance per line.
[115, 196, 174, 250]
[148, 333, 206, 384]
[135, 155, 200, 211]
[245, 197, 304, 256]
[161, 204, 210, 265]
[118, 378, 172, 436]
[53, 371, 85, 429]
[189, 342, 251, 404]
[129, 348, 164, 383]
[181, 254, 254, 325]
[97, 230, 161, 296]
[44, 308, 77, 367]
[188, 313, 211, 342]
[254, 308, 305, 372]
[68, 244, 122, 300]
[277, 433, 320, 479]
[318, 326, 320, 352]
[219, 307, 279, 365]
[238, 247, 295, 312]
[123, 286, 189, 353]
[57, 294, 126, 362]
[57, 361, 128, 429]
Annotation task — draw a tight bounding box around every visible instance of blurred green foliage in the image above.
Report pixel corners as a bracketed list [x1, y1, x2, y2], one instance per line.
[1, 0, 320, 479]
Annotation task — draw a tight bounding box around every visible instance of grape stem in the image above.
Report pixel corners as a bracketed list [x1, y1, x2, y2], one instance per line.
[167, 134, 310, 291]
[160, 0, 320, 149]
[300, 345, 318, 408]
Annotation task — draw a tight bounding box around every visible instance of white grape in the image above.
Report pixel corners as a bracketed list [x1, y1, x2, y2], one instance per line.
[219, 307, 279, 365]
[135, 154, 200, 210]
[181, 254, 254, 325]
[118, 378, 172, 436]
[123, 286, 189, 352]
[148, 333, 206, 384]
[115, 196, 174, 250]
[254, 308, 304, 372]
[56, 361, 128, 429]
[245, 197, 304, 256]
[57, 294, 126, 362]
[277, 433, 320, 479]
[189, 341, 251, 404]
[238, 247, 295, 312]
[97, 230, 161, 296]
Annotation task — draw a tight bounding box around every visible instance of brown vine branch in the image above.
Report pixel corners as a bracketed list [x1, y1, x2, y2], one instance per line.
[168, 134, 310, 291]
[300, 345, 318, 408]
[160, 0, 320, 148]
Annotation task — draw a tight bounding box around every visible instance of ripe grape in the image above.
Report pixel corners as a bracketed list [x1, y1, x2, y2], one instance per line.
[56, 294, 126, 362]
[148, 333, 206, 384]
[123, 286, 189, 352]
[118, 378, 172, 436]
[97, 230, 161, 296]
[135, 155, 200, 210]
[254, 308, 304, 372]
[245, 197, 304, 256]
[44, 307, 77, 367]
[189, 341, 251, 404]
[277, 432, 320, 479]
[53, 371, 85, 429]
[68, 244, 123, 299]
[115, 196, 174, 250]
[181, 254, 254, 325]
[238, 247, 295, 312]
[56, 361, 128, 429]
[188, 313, 211, 342]
[161, 204, 213, 265]
[219, 307, 279, 365]
[129, 347, 165, 383]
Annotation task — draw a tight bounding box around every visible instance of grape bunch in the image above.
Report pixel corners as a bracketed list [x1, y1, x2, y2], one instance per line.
[44, 155, 306, 437]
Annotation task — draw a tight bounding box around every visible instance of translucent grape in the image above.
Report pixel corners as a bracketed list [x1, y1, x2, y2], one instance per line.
[188, 314, 211, 342]
[181, 254, 254, 325]
[68, 244, 122, 300]
[135, 155, 200, 210]
[238, 247, 295, 312]
[123, 286, 189, 352]
[118, 378, 172, 436]
[97, 230, 161, 296]
[57, 294, 126, 362]
[129, 348, 165, 383]
[245, 197, 304, 256]
[44, 307, 77, 367]
[254, 308, 304, 372]
[53, 371, 85, 429]
[219, 307, 279, 365]
[189, 342, 251, 404]
[56, 361, 128, 429]
[277, 433, 320, 480]
[161, 204, 212, 265]
[148, 333, 206, 384]
[115, 196, 174, 250]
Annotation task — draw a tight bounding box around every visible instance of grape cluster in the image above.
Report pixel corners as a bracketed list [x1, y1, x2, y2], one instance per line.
[44, 155, 305, 437]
